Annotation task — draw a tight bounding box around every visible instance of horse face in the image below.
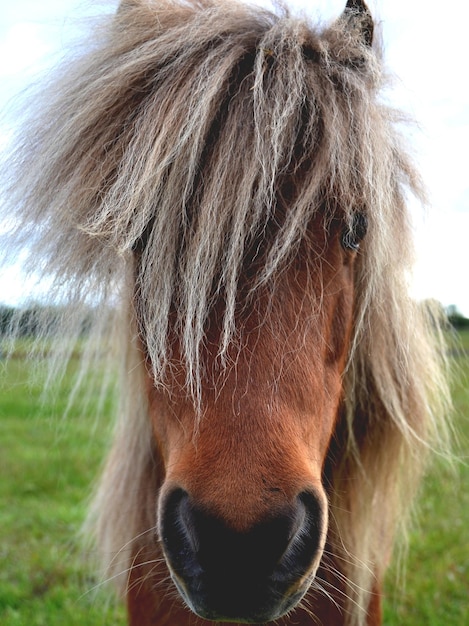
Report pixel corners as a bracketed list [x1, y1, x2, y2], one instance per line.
[143, 223, 357, 622]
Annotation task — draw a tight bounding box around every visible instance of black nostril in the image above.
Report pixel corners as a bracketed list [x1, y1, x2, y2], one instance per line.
[161, 488, 203, 579]
[278, 490, 324, 578]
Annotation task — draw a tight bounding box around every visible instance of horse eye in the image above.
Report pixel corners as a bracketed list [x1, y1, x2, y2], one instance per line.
[341, 212, 368, 251]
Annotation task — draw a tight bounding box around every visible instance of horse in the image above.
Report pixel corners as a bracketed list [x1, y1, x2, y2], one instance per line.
[1, 0, 451, 624]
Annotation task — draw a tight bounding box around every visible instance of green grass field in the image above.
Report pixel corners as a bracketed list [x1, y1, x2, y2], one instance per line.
[383, 330, 469, 624]
[0, 358, 126, 626]
[1, 334, 468, 625]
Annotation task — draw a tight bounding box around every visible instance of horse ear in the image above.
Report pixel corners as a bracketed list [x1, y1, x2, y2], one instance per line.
[117, 0, 142, 14]
[342, 0, 374, 47]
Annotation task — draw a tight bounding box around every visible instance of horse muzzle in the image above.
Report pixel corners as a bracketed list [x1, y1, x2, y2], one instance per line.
[159, 488, 326, 623]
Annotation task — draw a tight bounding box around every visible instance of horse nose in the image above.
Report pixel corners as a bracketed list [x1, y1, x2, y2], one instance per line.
[160, 488, 325, 622]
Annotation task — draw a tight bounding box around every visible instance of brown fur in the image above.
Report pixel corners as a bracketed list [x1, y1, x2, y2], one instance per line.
[0, 1, 451, 625]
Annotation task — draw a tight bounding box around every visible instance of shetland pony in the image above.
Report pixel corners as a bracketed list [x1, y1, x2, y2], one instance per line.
[1, 1, 451, 625]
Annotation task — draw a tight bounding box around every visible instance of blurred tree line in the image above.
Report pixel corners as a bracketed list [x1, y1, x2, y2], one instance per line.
[0, 304, 61, 337]
[446, 305, 469, 329]
[1, 302, 468, 337]
[0, 304, 93, 337]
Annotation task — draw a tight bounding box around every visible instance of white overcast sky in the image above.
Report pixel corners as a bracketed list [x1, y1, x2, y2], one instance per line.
[1, 0, 468, 314]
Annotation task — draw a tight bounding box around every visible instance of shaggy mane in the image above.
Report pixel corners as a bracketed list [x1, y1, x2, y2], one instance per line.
[1, 1, 451, 625]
